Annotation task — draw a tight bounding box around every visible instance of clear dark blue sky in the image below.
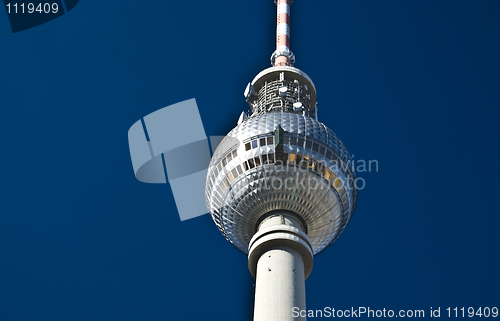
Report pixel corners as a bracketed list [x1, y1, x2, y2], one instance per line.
[1, 1, 499, 320]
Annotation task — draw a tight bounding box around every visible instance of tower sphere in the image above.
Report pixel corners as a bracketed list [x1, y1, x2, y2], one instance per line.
[205, 66, 357, 255]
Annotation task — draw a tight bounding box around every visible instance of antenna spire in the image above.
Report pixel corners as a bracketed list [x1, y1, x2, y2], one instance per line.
[271, 0, 295, 67]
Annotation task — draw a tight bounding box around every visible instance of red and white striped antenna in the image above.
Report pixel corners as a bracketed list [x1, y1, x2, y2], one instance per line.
[271, 0, 295, 67]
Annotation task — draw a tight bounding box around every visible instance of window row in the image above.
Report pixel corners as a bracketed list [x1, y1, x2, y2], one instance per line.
[243, 134, 351, 178]
[283, 153, 348, 203]
[210, 150, 350, 210]
[245, 136, 274, 151]
[212, 149, 238, 179]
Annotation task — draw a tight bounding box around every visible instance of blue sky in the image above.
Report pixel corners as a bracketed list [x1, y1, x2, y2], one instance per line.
[1, 1, 499, 320]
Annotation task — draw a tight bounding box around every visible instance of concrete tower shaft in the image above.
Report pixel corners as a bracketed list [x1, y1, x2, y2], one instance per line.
[249, 211, 313, 321]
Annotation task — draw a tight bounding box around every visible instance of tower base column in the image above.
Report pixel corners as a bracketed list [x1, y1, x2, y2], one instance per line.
[248, 212, 313, 321]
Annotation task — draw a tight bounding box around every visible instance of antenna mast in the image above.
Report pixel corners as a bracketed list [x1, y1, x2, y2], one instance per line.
[271, 0, 295, 66]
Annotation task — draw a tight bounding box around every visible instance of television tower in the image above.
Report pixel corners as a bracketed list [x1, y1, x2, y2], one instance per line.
[205, 1, 357, 320]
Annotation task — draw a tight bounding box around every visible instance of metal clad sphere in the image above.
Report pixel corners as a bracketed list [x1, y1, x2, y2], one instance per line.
[206, 112, 357, 255]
